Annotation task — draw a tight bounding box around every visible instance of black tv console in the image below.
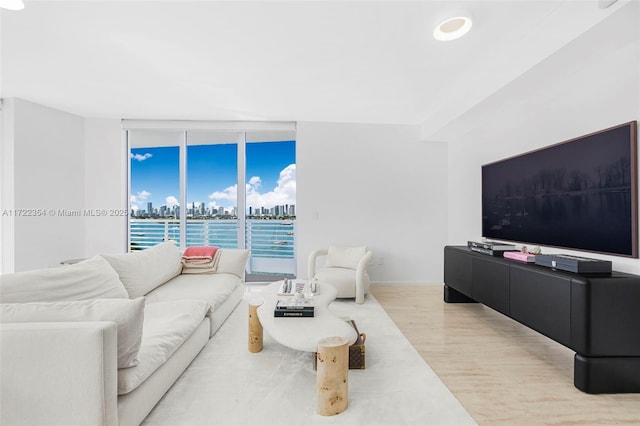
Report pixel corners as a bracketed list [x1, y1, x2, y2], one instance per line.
[443, 245, 640, 394]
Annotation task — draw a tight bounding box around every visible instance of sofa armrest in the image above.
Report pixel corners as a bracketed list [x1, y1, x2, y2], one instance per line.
[356, 250, 374, 277]
[1, 321, 119, 426]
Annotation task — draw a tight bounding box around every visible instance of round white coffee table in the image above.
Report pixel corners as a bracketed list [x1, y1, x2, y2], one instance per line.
[256, 281, 357, 352]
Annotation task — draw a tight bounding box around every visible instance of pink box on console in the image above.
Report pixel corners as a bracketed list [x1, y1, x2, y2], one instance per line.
[503, 251, 536, 263]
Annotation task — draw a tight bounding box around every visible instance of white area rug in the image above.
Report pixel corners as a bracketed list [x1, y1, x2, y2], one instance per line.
[142, 292, 476, 426]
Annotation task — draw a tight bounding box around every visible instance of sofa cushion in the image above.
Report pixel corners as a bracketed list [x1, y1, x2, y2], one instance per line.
[101, 242, 183, 299]
[324, 245, 367, 270]
[0, 297, 145, 368]
[0, 256, 128, 303]
[145, 273, 241, 312]
[215, 249, 250, 278]
[117, 299, 211, 395]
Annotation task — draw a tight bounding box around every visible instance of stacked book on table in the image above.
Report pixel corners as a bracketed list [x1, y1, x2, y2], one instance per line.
[468, 241, 519, 257]
[274, 298, 314, 317]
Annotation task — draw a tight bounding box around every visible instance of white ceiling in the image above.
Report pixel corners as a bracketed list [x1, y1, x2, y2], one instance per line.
[0, 0, 630, 134]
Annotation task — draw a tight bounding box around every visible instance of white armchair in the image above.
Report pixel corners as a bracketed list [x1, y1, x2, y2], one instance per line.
[308, 245, 373, 304]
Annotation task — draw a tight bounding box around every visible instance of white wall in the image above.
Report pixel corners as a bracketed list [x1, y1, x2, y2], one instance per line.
[0, 99, 14, 272]
[84, 118, 127, 256]
[296, 122, 448, 283]
[0, 105, 127, 272]
[432, 2, 640, 274]
[1, 98, 85, 272]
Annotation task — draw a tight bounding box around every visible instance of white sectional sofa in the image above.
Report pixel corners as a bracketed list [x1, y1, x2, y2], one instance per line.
[0, 242, 248, 426]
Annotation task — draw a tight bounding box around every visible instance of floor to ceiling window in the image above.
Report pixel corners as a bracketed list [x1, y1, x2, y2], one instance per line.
[245, 135, 296, 278]
[129, 130, 182, 249]
[186, 131, 239, 250]
[126, 123, 296, 279]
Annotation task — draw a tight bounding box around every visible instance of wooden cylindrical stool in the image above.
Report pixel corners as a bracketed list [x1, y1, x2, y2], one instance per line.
[316, 336, 349, 416]
[248, 301, 263, 353]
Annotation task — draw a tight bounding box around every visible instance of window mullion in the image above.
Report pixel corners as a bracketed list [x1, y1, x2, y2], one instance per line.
[125, 130, 131, 252]
[237, 132, 246, 250]
[179, 131, 187, 250]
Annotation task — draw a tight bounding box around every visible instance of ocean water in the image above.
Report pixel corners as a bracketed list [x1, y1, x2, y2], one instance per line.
[130, 219, 295, 258]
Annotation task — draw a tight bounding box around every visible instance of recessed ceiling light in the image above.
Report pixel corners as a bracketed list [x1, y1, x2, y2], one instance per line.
[0, 0, 24, 10]
[434, 16, 473, 41]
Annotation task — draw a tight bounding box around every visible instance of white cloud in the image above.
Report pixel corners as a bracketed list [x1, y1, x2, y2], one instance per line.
[130, 152, 152, 161]
[208, 185, 237, 203]
[166, 196, 179, 208]
[250, 163, 296, 208]
[130, 190, 151, 212]
[208, 164, 296, 209]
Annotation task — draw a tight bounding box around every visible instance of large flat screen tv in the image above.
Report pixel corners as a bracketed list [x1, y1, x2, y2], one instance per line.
[482, 121, 638, 258]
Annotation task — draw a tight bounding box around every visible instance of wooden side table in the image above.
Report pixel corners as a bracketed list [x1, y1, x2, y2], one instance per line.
[316, 336, 349, 416]
[248, 300, 263, 353]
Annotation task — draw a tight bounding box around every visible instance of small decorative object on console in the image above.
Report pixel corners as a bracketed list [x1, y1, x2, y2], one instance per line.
[468, 240, 519, 257]
[534, 254, 612, 274]
[468, 240, 518, 250]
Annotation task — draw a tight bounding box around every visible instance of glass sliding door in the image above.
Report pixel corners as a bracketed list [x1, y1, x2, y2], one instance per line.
[128, 130, 182, 250]
[186, 131, 239, 250]
[244, 132, 296, 278]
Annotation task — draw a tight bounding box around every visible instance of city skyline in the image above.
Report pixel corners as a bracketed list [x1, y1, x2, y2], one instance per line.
[131, 201, 296, 218]
[130, 141, 296, 215]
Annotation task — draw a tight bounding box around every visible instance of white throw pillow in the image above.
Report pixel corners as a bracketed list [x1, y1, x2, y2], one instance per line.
[215, 249, 250, 279]
[0, 297, 145, 369]
[0, 256, 128, 303]
[324, 245, 367, 269]
[102, 242, 183, 299]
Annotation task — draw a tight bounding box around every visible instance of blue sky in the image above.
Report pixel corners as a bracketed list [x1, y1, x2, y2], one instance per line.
[130, 141, 295, 212]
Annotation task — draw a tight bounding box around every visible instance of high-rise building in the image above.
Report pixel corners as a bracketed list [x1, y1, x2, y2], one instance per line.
[147, 202, 153, 217]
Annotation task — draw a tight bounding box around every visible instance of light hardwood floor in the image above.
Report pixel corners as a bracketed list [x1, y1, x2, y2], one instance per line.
[371, 284, 640, 426]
